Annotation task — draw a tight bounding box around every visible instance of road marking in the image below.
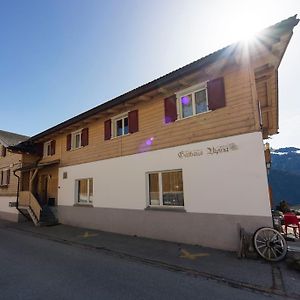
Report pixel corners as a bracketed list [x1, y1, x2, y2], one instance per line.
[179, 249, 209, 260]
[78, 231, 98, 238]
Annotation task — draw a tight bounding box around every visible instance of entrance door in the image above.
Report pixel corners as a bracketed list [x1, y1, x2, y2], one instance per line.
[40, 175, 49, 205]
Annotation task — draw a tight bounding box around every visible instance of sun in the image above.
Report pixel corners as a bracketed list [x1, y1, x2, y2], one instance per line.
[227, 20, 264, 44]
[221, 5, 275, 45]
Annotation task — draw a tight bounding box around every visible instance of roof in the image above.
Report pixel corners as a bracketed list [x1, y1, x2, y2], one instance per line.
[13, 15, 300, 148]
[14, 159, 60, 172]
[0, 130, 29, 147]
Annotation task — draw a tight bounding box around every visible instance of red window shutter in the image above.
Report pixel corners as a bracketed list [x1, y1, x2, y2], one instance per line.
[104, 119, 111, 140]
[128, 110, 139, 133]
[36, 143, 44, 156]
[50, 140, 56, 155]
[81, 128, 89, 147]
[6, 169, 10, 185]
[164, 95, 177, 123]
[207, 77, 226, 111]
[66, 134, 72, 151]
[2, 147, 6, 157]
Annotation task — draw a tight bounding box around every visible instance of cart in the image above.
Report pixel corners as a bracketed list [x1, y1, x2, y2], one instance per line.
[253, 211, 288, 262]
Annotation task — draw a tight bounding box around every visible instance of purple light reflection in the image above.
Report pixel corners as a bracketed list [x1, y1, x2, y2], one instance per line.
[146, 137, 154, 146]
[181, 96, 190, 105]
[139, 137, 155, 153]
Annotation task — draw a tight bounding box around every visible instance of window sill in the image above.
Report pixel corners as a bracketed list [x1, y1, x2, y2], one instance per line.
[175, 110, 212, 123]
[43, 155, 55, 158]
[145, 206, 186, 212]
[70, 146, 83, 151]
[110, 133, 130, 140]
[73, 204, 94, 208]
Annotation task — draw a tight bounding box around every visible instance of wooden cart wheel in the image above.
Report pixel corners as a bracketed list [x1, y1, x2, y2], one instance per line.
[253, 227, 287, 262]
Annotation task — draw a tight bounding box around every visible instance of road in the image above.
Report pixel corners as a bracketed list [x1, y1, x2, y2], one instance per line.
[0, 226, 284, 300]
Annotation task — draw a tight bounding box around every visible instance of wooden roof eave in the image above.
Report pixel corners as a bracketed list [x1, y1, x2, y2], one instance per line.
[31, 55, 239, 144]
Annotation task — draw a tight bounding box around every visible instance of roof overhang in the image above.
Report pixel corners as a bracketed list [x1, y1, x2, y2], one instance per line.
[15, 160, 60, 172]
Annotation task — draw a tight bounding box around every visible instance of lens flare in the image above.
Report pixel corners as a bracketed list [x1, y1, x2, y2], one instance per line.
[139, 137, 154, 152]
[181, 96, 190, 105]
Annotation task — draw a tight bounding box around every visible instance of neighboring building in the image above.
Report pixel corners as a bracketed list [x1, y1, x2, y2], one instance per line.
[0, 130, 29, 221]
[10, 16, 299, 250]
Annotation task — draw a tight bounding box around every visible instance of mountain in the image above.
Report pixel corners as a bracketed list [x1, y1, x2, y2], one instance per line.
[268, 147, 300, 207]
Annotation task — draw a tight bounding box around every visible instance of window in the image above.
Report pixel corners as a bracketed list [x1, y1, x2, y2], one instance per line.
[178, 84, 208, 119]
[148, 170, 184, 207]
[113, 114, 129, 137]
[43, 140, 55, 157]
[0, 145, 6, 157]
[67, 128, 89, 151]
[75, 178, 93, 204]
[0, 169, 10, 187]
[72, 130, 82, 150]
[104, 110, 139, 140]
[44, 141, 52, 157]
[164, 77, 226, 124]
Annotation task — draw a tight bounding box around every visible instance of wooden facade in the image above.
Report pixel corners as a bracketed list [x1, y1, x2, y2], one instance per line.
[0, 149, 21, 197]
[36, 66, 258, 168]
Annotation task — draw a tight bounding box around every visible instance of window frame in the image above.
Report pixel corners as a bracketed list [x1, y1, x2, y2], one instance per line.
[176, 82, 209, 119]
[0, 169, 9, 187]
[71, 129, 82, 150]
[43, 140, 52, 157]
[146, 169, 184, 208]
[112, 112, 129, 138]
[0, 145, 6, 158]
[75, 177, 93, 205]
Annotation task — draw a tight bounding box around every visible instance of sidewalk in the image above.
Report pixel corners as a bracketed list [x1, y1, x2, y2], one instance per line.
[2, 219, 300, 299]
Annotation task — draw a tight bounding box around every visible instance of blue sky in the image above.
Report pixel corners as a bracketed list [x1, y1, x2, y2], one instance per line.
[1, 0, 299, 148]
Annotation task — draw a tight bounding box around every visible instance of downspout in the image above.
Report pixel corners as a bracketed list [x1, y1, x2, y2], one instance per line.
[13, 170, 30, 221]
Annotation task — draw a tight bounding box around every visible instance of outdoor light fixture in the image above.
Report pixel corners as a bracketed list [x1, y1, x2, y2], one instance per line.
[264, 142, 271, 171]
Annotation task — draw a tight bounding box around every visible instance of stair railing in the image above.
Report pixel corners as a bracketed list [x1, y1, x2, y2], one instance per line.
[19, 191, 42, 222]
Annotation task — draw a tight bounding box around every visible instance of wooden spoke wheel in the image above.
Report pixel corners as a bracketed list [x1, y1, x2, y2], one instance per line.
[253, 227, 287, 262]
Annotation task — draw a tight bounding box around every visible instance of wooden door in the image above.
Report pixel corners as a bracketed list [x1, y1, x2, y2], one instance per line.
[38, 175, 49, 205]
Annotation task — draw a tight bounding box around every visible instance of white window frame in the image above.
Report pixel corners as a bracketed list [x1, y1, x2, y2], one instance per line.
[71, 129, 82, 150]
[43, 140, 52, 157]
[75, 178, 93, 205]
[0, 169, 9, 186]
[112, 112, 129, 138]
[176, 82, 209, 119]
[146, 169, 184, 208]
[0, 145, 5, 158]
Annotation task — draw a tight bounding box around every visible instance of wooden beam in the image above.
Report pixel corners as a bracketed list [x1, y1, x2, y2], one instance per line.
[88, 115, 101, 121]
[106, 108, 119, 114]
[29, 168, 39, 193]
[138, 95, 151, 101]
[123, 102, 135, 108]
[204, 58, 228, 76]
[177, 80, 190, 87]
[158, 87, 171, 96]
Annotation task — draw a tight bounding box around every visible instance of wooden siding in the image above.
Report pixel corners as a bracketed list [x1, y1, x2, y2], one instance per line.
[255, 67, 278, 138]
[36, 165, 59, 203]
[38, 64, 258, 168]
[0, 150, 22, 196]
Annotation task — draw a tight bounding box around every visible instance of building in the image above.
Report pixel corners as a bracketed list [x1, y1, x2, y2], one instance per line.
[10, 16, 299, 250]
[0, 130, 29, 221]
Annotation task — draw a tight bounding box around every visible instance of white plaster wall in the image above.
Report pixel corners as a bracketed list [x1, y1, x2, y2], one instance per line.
[0, 196, 18, 214]
[58, 132, 271, 217]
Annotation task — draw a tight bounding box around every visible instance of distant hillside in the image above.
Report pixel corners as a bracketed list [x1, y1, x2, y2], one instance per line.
[269, 147, 300, 207]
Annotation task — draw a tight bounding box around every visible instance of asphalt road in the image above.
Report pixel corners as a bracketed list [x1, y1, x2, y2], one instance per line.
[0, 227, 284, 300]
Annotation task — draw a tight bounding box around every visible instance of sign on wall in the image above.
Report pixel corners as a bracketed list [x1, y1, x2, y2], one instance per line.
[178, 143, 238, 159]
